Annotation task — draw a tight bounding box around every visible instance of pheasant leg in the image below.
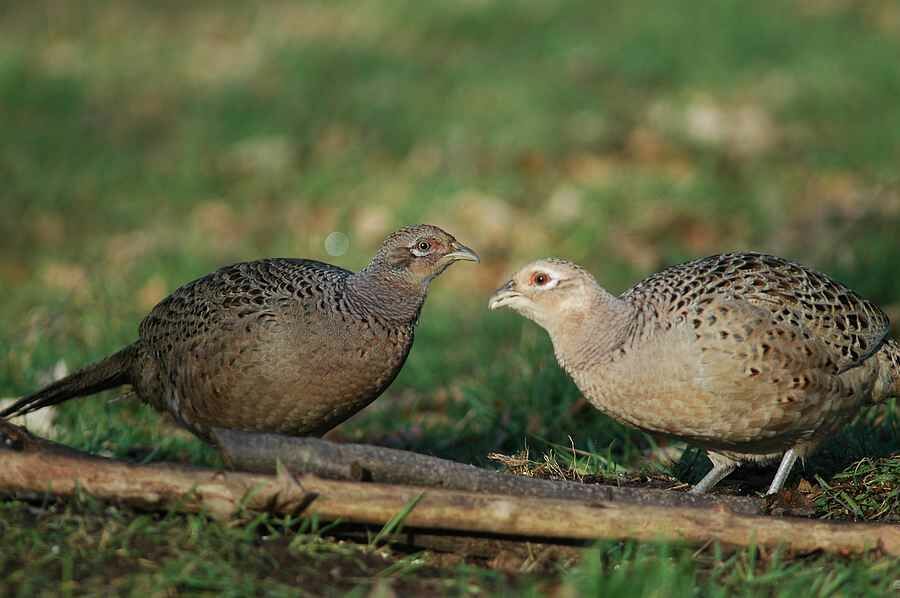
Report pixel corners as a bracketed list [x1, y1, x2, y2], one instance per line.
[689, 460, 736, 494]
[766, 448, 798, 495]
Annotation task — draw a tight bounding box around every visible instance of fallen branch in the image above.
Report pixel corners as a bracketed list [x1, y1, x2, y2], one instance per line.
[1, 420, 760, 514]
[211, 429, 763, 515]
[1, 440, 898, 557]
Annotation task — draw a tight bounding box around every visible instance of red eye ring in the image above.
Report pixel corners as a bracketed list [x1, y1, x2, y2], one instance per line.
[531, 272, 549, 286]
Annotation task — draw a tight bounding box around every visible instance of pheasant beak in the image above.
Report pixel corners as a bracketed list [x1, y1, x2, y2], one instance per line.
[444, 242, 480, 264]
[488, 280, 522, 310]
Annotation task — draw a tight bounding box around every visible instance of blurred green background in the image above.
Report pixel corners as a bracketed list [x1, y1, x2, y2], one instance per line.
[4, 0, 899, 461]
[2, 0, 900, 593]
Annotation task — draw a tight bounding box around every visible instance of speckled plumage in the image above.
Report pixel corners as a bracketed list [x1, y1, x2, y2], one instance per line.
[2, 225, 478, 441]
[490, 252, 899, 494]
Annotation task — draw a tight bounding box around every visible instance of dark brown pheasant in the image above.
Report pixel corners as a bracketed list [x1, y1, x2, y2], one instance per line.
[2, 225, 478, 441]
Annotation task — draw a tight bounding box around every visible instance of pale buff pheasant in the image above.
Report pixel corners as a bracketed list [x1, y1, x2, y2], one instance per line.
[490, 252, 899, 494]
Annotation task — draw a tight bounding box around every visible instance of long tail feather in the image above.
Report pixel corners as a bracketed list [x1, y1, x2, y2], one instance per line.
[1, 345, 136, 418]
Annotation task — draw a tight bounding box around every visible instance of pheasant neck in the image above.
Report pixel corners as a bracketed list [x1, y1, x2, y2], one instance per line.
[345, 269, 427, 324]
[546, 288, 636, 373]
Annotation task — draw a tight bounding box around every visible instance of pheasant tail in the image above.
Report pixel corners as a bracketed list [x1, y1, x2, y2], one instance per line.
[0, 345, 135, 418]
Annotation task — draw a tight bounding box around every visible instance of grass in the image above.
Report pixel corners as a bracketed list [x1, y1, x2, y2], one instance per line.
[2, 0, 900, 595]
[4, 499, 900, 596]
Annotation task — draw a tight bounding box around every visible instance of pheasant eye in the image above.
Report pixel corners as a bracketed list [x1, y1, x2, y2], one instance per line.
[411, 239, 434, 257]
[532, 272, 550, 286]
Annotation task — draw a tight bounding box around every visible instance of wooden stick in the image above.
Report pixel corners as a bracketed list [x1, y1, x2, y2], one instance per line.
[1, 444, 898, 557]
[1, 419, 762, 514]
[1, 419, 586, 566]
[211, 429, 763, 515]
